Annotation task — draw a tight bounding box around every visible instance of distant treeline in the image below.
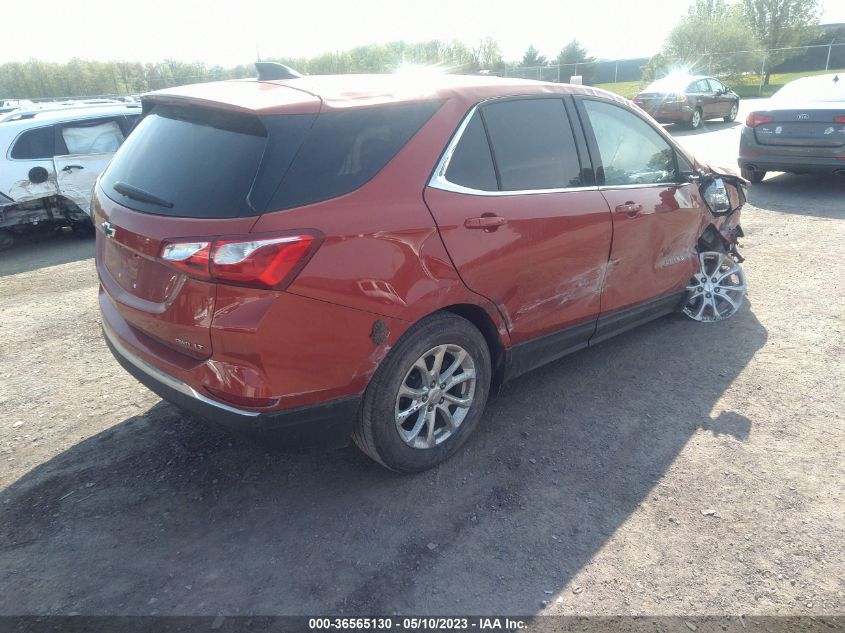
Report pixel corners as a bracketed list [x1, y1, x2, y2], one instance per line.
[0, 40, 505, 99]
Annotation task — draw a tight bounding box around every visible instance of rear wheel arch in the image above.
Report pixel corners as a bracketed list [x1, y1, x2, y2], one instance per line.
[352, 309, 494, 471]
[441, 303, 507, 392]
[358, 302, 507, 397]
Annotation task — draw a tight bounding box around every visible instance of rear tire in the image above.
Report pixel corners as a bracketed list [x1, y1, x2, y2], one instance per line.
[0, 230, 12, 251]
[352, 312, 491, 473]
[688, 108, 703, 130]
[741, 167, 766, 183]
[72, 220, 95, 238]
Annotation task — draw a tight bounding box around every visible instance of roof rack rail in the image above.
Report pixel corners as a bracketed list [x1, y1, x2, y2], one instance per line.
[255, 62, 302, 81]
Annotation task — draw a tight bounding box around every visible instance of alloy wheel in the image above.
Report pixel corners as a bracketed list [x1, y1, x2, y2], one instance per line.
[728, 104, 738, 120]
[683, 251, 747, 322]
[691, 109, 702, 128]
[394, 344, 476, 449]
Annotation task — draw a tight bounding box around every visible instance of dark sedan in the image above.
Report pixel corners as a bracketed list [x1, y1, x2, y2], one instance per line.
[633, 74, 740, 129]
[738, 73, 845, 183]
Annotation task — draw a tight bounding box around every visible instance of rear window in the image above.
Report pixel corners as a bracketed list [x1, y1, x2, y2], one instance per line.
[101, 105, 273, 218]
[11, 126, 54, 159]
[773, 75, 845, 102]
[102, 101, 439, 218]
[268, 101, 440, 211]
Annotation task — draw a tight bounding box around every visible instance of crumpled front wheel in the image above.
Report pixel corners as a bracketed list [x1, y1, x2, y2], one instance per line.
[683, 251, 747, 322]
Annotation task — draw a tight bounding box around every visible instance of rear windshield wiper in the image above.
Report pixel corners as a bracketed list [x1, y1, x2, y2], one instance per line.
[113, 181, 174, 209]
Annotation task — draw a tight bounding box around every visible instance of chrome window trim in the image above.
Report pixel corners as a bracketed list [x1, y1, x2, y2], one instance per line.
[102, 320, 262, 418]
[597, 182, 688, 190]
[428, 103, 599, 197]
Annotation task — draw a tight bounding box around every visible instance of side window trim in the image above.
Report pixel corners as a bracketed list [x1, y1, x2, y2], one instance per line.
[429, 96, 598, 197]
[477, 108, 503, 191]
[573, 95, 685, 189]
[563, 95, 595, 187]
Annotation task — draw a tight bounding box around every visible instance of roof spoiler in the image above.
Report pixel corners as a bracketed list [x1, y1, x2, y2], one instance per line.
[255, 62, 303, 81]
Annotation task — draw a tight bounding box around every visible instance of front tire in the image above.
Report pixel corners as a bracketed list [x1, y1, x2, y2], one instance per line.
[724, 102, 739, 122]
[683, 251, 747, 322]
[352, 312, 491, 473]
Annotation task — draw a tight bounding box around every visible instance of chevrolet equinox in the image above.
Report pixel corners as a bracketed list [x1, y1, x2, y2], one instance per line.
[95, 66, 749, 472]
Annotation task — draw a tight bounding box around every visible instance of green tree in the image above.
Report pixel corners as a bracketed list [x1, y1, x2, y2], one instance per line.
[742, 0, 822, 83]
[555, 39, 596, 84]
[520, 45, 548, 67]
[663, 2, 760, 76]
[641, 53, 672, 84]
[555, 40, 594, 66]
[473, 37, 504, 72]
[687, 0, 731, 18]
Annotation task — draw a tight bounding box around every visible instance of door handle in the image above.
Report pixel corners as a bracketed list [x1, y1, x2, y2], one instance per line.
[61, 165, 84, 172]
[464, 215, 507, 230]
[614, 202, 642, 217]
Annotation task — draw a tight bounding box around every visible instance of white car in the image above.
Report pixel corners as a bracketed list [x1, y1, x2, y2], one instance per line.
[0, 103, 140, 249]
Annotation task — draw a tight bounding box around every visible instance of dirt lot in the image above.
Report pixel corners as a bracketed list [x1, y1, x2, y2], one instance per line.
[1, 114, 843, 616]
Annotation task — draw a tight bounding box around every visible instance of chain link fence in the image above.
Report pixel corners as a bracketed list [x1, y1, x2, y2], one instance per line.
[502, 42, 845, 97]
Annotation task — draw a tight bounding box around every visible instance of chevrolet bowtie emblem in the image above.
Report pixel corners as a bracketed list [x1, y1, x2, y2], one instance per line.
[101, 221, 116, 238]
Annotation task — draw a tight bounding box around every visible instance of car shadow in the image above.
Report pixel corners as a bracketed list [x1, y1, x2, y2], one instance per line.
[748, 173, 845, 219]
[0, 230, 95, 278]
[0, 305, 767, 615]
[667, 119, 742, 137]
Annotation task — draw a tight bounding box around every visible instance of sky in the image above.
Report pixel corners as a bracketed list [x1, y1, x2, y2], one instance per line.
[4, 0, 845, 66]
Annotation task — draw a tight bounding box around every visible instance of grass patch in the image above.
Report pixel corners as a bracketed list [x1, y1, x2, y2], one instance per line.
[595, 68, 845, 100]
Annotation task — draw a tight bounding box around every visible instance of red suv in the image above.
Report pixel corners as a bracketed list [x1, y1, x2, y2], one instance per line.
[95, 69, 748, 472]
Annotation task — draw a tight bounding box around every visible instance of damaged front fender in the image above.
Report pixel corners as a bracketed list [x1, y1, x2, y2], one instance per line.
[694, 164, 748, 260]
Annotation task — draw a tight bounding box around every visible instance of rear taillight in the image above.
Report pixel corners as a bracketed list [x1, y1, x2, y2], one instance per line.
[675, 93, 688, 103]
[159, 232, 320, 290]
[834, 115, 845, 123]
[746, 112, 774, 127]
[161, 241, 211, 279]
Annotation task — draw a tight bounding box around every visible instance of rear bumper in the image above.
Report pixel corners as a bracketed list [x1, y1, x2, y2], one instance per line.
[738, 154, 845, 174]
[650, 111, 691, 123]
[739, 127, 845, 174]
[639, 106, 692, 123]
[102, 320, 360, 447]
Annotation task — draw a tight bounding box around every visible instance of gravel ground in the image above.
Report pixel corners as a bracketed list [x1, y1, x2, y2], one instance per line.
[0, 115, 843, 617]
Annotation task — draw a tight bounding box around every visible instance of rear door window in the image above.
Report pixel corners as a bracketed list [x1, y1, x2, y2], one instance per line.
[480, 98, 583, 191]
[60, 120, 125, 155]
[10, 126, 55, 159]
[444, 112, 498, 191]
[707, 79, 725, 92]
